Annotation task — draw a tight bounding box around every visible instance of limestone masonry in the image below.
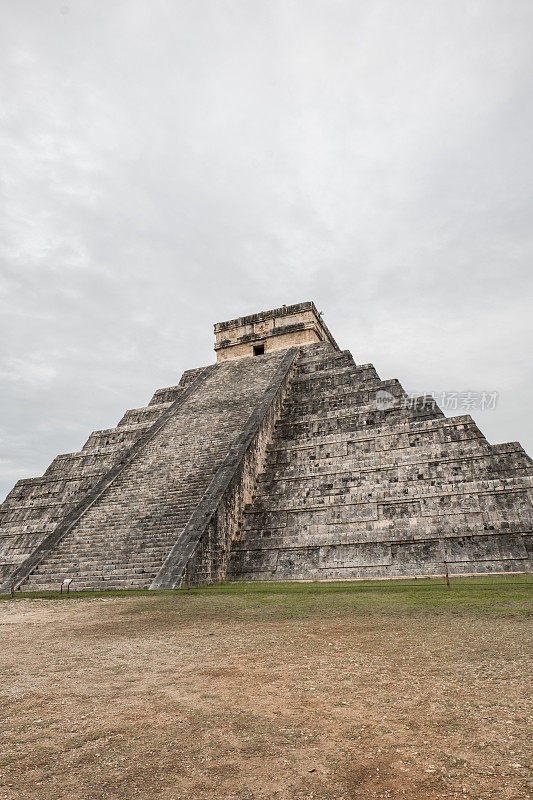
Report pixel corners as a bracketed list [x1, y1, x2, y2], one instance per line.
[1, 301, 531, 591]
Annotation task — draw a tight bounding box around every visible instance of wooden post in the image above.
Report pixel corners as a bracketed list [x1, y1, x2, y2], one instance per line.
[443, 561, 450, 587]
[187, 570, 190, 592]
[10, 579, 15, 598]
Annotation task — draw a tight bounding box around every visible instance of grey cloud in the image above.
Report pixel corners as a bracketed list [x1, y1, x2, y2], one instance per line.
[1, 0, 532, 499]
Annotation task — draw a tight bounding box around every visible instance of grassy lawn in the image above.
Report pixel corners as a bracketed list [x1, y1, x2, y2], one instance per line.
[3, 573, 532, 616]
[0, 575, 531, 800]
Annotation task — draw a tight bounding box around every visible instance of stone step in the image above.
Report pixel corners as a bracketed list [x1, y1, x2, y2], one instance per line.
[231, 525, 532, 552]
[272, 412, 485, 442]
[24, 578, 153, 590]
[250, 475, 533, 506]
[27, 563, 165, 579]
[33, 547, 176, 563]
[256, 455, 526, 488]
[117, 402, 172, 427]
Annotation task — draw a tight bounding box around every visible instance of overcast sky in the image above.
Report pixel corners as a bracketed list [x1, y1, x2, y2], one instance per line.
[1, 0, 532, 501]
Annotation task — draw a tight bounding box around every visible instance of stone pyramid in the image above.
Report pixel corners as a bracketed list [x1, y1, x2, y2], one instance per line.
[1, 302, 531, 592]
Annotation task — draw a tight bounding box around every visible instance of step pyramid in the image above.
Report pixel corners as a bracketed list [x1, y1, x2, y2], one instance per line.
[0, 302, 531, 592]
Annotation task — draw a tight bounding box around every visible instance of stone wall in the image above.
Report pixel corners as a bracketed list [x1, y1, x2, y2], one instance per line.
[228, 343, 533, 580]
[215, 327, 320, 362]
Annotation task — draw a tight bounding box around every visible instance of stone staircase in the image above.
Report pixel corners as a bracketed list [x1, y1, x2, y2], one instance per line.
[228, 343, 533, 580]
[1, 352, 287, 590]
[0, 367, 210, 586]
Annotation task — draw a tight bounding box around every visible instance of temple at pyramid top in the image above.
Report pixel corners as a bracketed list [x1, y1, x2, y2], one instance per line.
[214, 301, 340, 361]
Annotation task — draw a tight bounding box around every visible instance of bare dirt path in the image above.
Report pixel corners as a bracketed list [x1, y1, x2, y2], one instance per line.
[0, 581, 531, 799]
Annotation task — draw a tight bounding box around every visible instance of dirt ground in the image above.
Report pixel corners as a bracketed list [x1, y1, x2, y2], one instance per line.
[0, 579, 531, 800]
